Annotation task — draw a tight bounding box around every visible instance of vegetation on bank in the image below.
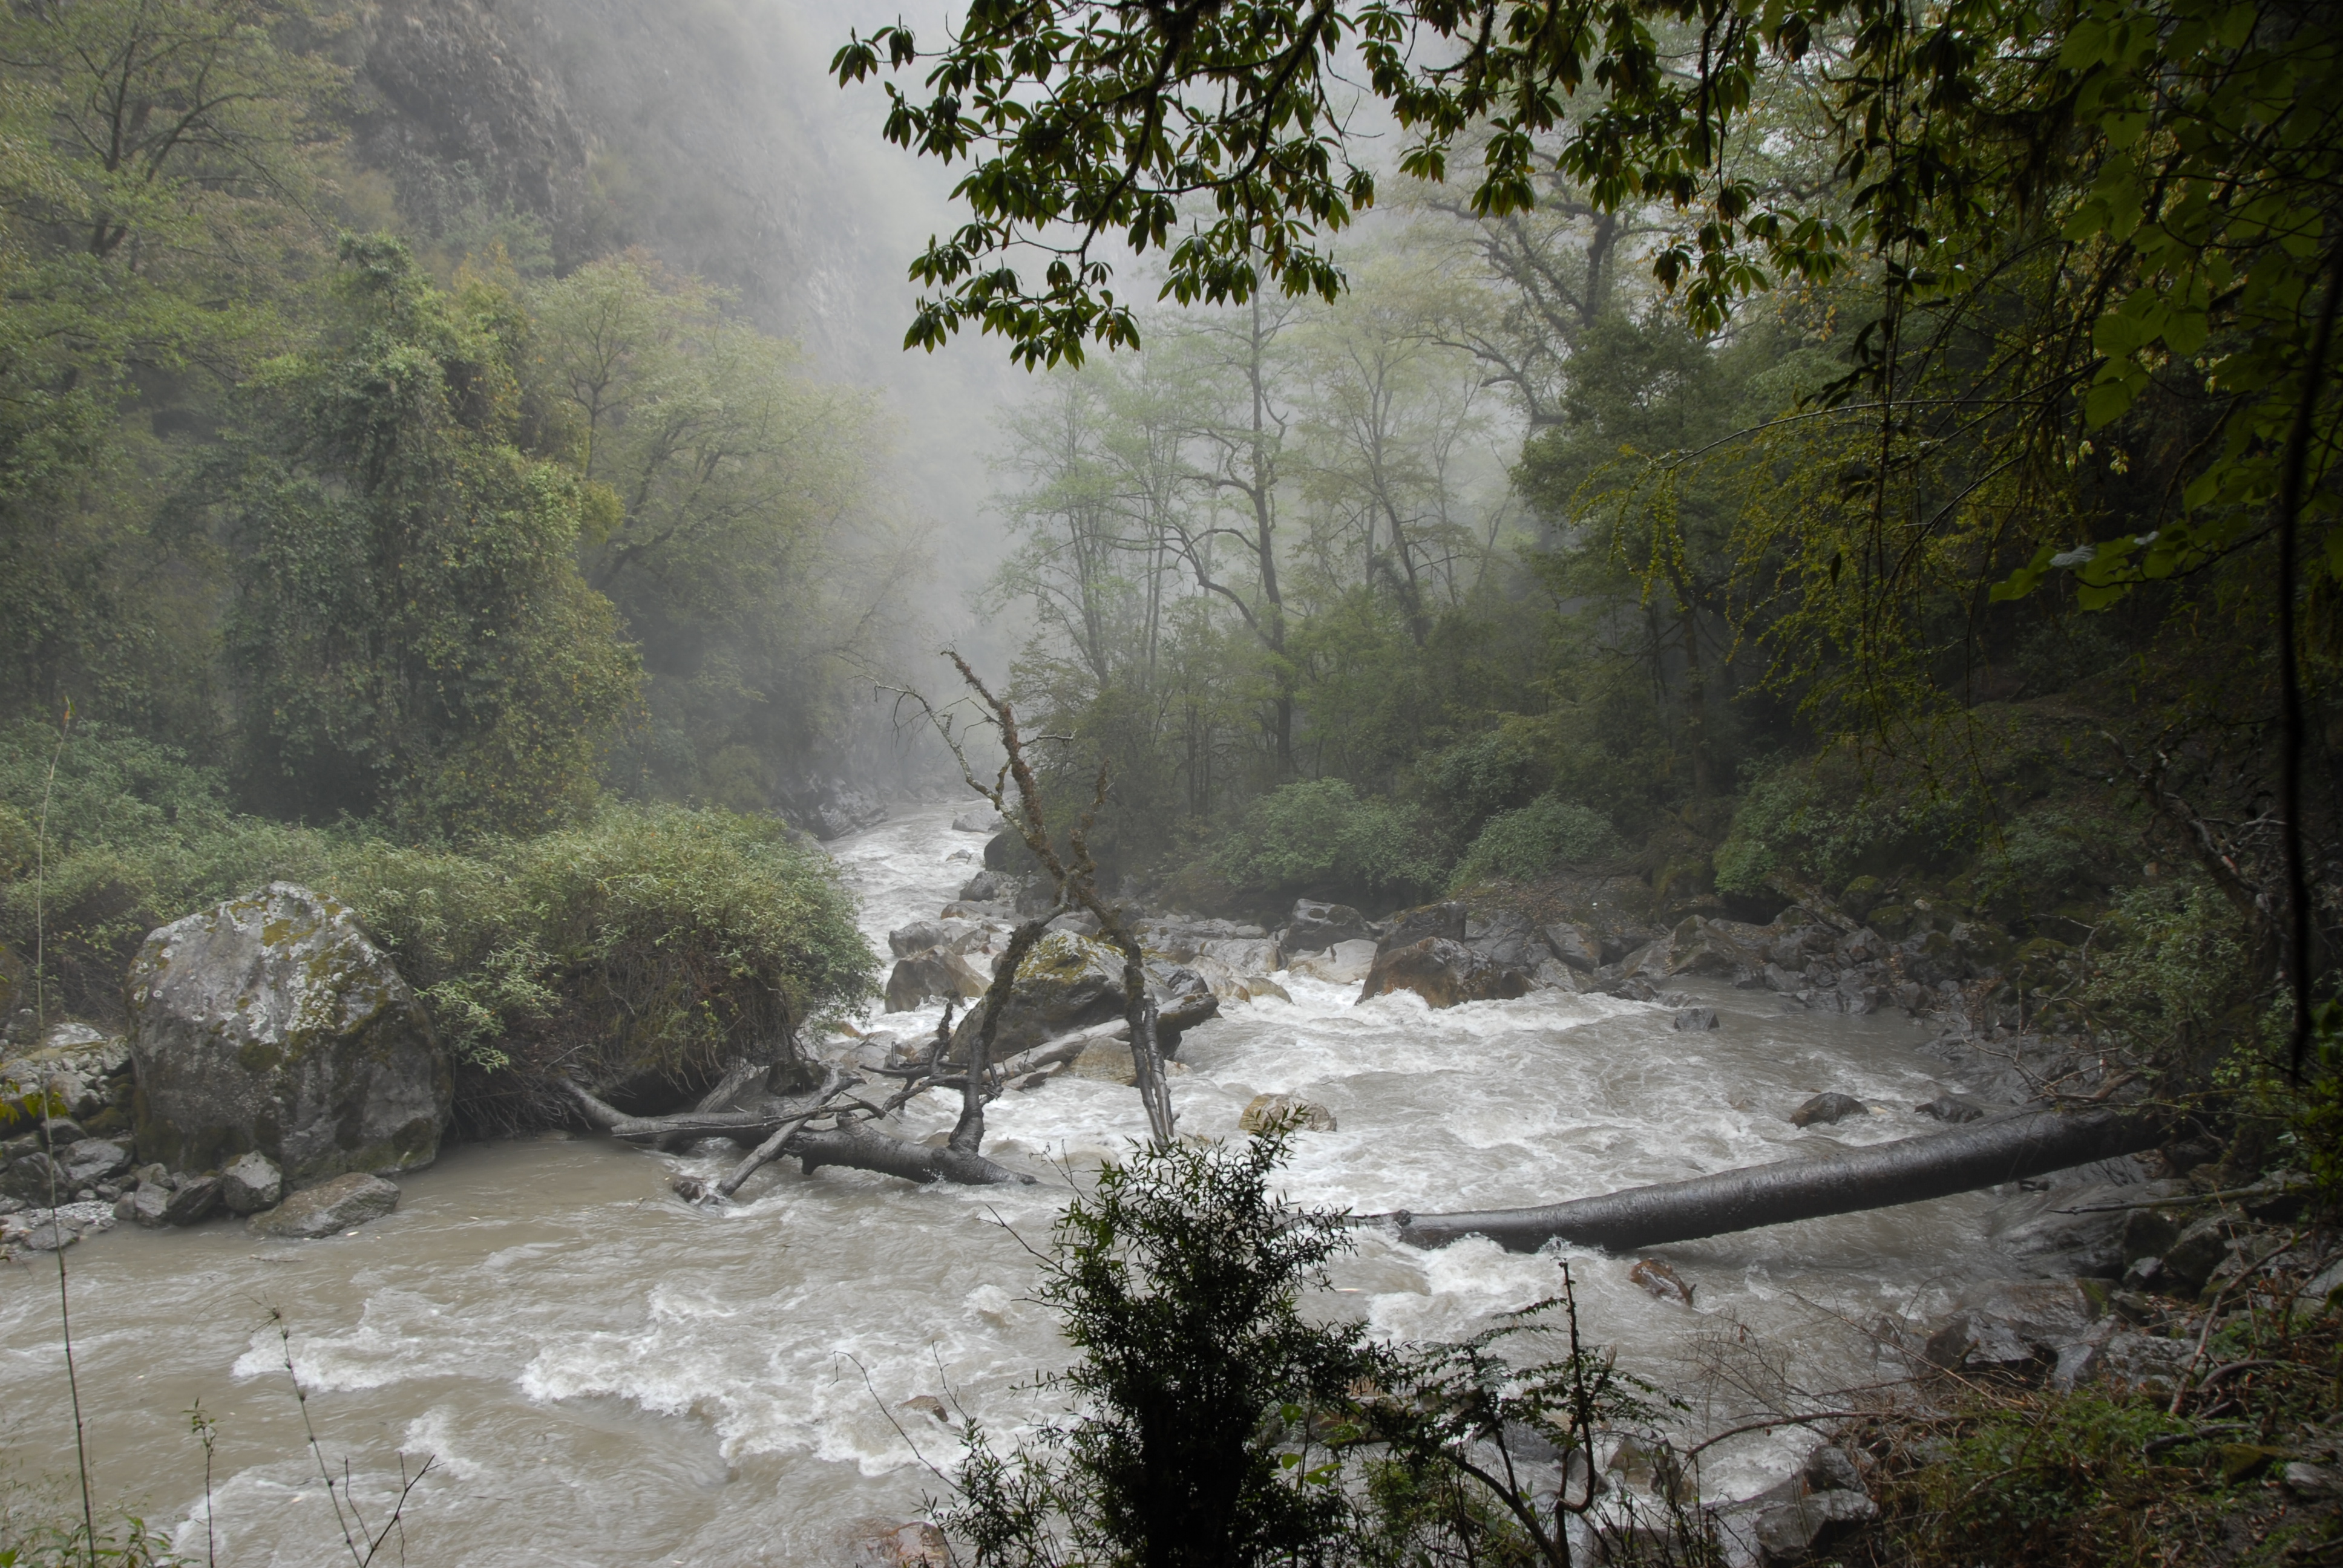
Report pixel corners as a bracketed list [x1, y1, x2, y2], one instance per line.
[0, 720, 874, 1129]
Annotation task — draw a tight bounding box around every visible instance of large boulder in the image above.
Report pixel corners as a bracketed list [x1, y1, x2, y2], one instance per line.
[126, 883, 452, 1187]
[884, 949, 989, 1012]
[1359, 938, 1533, 1008]
[1285, 900, 1373, 953]
[1377, 902, 1467, 953]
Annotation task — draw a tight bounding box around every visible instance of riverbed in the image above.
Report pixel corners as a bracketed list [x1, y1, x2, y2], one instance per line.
[2, 802, 2031, 1564]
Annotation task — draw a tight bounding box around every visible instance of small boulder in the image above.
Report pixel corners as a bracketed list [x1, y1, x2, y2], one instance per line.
[888, 920, 947, 958]
[1670, 1006, 1719, 1031]
[162, 1175, 222, 1226]
[1541, 921, 1601, 974]
[1790, 1093, 1869, 1128]
[1800, 1445, 1865, 1495]
[1286, 900, 1372, 953]
[885, 950, 989, 1013]
[1754, 1489, 1877, 1565]
[119, 1183, 171, 1227]
[60, 1139, 131, 1188]
[127, 883, 451, 1186]
[247, 1172, 402, 1240]
[1, 1027, 133, 1130]
[1358, 938, 1532, 1009]
[1628, 1258, 1693, 1305]
[1377, 902, 1467, 952]
[1915, 1094, 1987, 1123]
[952, 806, 1006, 834]
[1239, 1094, 1337, 1134]
[956, 869, 1001, 903]
[2160, 1211, 2241, 1295]
[220, 1151, 284, 1215]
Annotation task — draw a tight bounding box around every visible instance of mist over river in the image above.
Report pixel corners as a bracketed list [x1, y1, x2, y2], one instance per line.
[4, 803, 2040, 1564]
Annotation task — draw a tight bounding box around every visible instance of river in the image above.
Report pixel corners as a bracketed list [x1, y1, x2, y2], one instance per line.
[1, 802, 2033, 1564]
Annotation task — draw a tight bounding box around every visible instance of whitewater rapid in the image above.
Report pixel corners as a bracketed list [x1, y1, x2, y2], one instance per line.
[2, 802, 2027, 1564]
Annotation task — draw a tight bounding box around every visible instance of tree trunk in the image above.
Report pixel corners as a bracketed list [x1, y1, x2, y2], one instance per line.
[563, 1081, 1032, 1188]
[1388, 1107, 2166, 1253]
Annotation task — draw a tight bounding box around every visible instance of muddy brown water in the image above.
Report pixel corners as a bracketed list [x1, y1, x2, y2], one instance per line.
[4, 804, 2042, 1563]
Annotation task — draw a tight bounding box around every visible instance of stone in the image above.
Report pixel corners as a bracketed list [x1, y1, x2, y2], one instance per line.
[163, 1175, 222, 1226]
[1461, 909, 1551, 969]
[1, 1027, 133, 1129]
[2, 1200, 116, 1252]
[1915, 1094, 1986, 1123]
[1662, 916, 1763, 981]
[1754, 1489, 1877, 1564]
[1358, 938, 1532, 1009]
[956, 869, 1001, 903]
[1800, 1445, 1865, 1495]
[1286, 900, 1373, 953]
[1377, 902, 1467, 952]
[2285, 1463, 2343, 1499]
[1196, 936, 1280, 974]
[59, 1139, 131, 1188]
[126, 883, 451, 1187]
[898, 1395, 952, 1426]
[220, 1151, 284, 1215]
[1628, 1258, 1693, 1305]
[949, 934, 1217, 1064]
[1288, 939, 1377, 983]
[1670, 1006, 1719, 1031]
[952, 806, 1006, 834]
[888, 920, 947, 958]
[1239, 1094, 1337, 1134]
[1790, 1093, 1868, 1128]
[1923, 1278, 2097, 1373]
[247, 1172, 402, 1239]
[2160, 1212, 2241, 1295]
[1542, 921, 1601, 973]
[123, 1183, 171, 1227]
[1240, 977, 1293, 1004]
[884, 950, 989, 1013]
[2218, 1445, 2289, 1486]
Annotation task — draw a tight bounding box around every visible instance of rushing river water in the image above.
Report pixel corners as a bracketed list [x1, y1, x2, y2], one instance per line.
[2, 803, 2036, 1564]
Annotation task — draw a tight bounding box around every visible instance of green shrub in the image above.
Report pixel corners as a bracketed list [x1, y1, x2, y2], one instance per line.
[1208, 779, 1441, 904]
[0, 720, 874, 1129]
[1447, 795, 1622, 889]
[1415, 730, 1538, 841]
[1712, 757, 1967, 897]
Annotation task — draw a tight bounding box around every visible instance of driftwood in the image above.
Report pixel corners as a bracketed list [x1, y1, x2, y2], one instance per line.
[1387, 1106, 2167, 1253]
[563, 1079, 1032, 1189]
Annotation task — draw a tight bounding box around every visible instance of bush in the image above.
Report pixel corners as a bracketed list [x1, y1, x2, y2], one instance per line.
[0, 720, 874, 1128]
[1712, 756, 1967, 897]
[1415, 730, 1539, 842]
[1448, 795, 1622, 889]
[1208, 779, 1441, 906]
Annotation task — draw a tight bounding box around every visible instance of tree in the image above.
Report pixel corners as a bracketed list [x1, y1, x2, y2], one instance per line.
[215, 235, 638, 837]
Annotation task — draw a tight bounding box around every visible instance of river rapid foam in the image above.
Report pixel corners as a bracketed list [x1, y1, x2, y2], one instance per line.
[3, 802, 2031, 1564]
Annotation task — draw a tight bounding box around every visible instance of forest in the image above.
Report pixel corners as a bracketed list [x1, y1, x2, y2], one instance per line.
[2, 0, 2341, 1564]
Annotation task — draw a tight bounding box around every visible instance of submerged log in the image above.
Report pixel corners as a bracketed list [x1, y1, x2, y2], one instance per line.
[1389, 1106, 2166, 1253]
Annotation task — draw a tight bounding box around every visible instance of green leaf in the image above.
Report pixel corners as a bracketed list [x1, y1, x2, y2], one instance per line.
[2085, 379, 2135, 428]
[2163, 311, 2207, 357]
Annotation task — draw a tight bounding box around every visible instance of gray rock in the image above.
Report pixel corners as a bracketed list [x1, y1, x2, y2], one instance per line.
[1377, 902, 1468, 952]
[888, 920, 947, 958]
[162, 1175, 221, 1226]
[1542, 922, 1601, 973]
[122, 1183, 171, 1227]
[2161, 1211, 2241, 1295]
[884, 949, 989, 1012]
[1, 1027, 131, 1124]
[1915, 1094, 1986, 1123]
[1923, 1278, 2097, 1373]
[1790, 1092, 1868, 1127]
[60, 1139, 131, 1187]
[1288, 939, 1377, 983]
[1359, 938, 1533, 1009]
[1285, 900, 1374, 953]
[956, 869, 1001, 903]
[1239, 1094, 1337, 1134]
[952, 806, 1006, 834]
[1800, 1445, 1865, 1495]
[220, 1151, 284, 1215]
[248, 1172, 402, 1239]
[1671, 1006, 1719, 1031]
[1754, 1489, 1877, 1564]
[126, 882, 452, 1187]
[948, 933, 1217, 1063]
[2286, 1463, 2343, 1498]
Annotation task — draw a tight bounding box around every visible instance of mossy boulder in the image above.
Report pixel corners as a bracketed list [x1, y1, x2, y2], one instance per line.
[126, 883, 451, 1186]
[949, 931, 1218, 1061]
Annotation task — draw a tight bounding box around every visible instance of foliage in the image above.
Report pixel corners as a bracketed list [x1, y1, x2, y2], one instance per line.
[1712, 755, 1970, 900]
[210, 235, 640, 838]
[1208, 779, 1441, 907]
[946, 1130, 1379, 1567]
[0, 719, 875, 1125]
[1450, 795, 1622, 889]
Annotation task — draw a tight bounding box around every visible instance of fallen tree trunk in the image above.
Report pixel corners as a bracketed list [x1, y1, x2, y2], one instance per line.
[1388, 1106, 2168, 1253]
[563, 1080, 1032, 1189]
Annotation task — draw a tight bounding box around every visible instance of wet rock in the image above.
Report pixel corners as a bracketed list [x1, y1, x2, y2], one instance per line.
[952, 806, 1006, 834]
[59, 1139, 131, 1188]
[1663, 916, 1763, 981]
[1990, 1179, 2166, 1278]
[221, 1151, 284, 1215]
[1800, 1445, 1865, 1495]
[2081, 1331, 2195, 1393]
[1377, 901, 1467, 952]
[889, 920, 947, 958]
[3, 1151, 66, 1204]
[1915, 1094, 1986, 1123]
[955, 869, 1001, 903]
[1762, 962, 1807, 993]
[1, 1027, 133, 1130]
[983, 829, 1039, 875]
[1196, 936, 1280, 974]
[2, 1200, 117, 1253]
[1242, 977, 1293, 1004]
[884, 949, 989, 1013]
[1461, 909, 1550, 969]
[248, 1172, 402, 1239]
[1358, 938, 1532, 1009]
[1790, 1092, 1868, 1128]
[2160, 1211, 2241, 1295]
[1542, 921, 1601, 973]
[949, 933, 1217, 1063]
[2286, 1463, 2343, 1499]
[898, 1394, 952, 1426]
[1671, 1006, 1719, 1031]
[1288, 939, 1377, 984]
[119, 1182, 171, 1227]
[1754, 1489, 1877, 1565]
[127, 882, 451, 1187]
[163, 1175, 222, 1226]
[1628, 1258, 1693, 1305]
[1923, 1278, 2097, 1374]
[1286, 900, 1373, 953]
[777, 776, 888, 840]
[1239, 1094, 1337, 1134]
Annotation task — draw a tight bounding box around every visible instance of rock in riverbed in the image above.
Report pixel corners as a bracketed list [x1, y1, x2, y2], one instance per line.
[1359, 938, 1532, 1008]
[248, 1172, 402, 1239]
[1791, 1092, 1869, 1127]
[1239, 1094, 1337, 1134]
[126, 882, 452, 1187]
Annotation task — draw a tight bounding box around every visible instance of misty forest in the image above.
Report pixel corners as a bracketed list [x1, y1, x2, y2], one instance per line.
[2, 0, 2341, 1564]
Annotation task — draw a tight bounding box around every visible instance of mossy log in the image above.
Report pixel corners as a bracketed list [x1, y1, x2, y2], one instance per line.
[562, 1080, 1032, 1187]
[1388, 1106, 2166, 1253]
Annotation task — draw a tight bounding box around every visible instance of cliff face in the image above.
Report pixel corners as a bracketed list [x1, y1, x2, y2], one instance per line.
[348, 0, 883, 357]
